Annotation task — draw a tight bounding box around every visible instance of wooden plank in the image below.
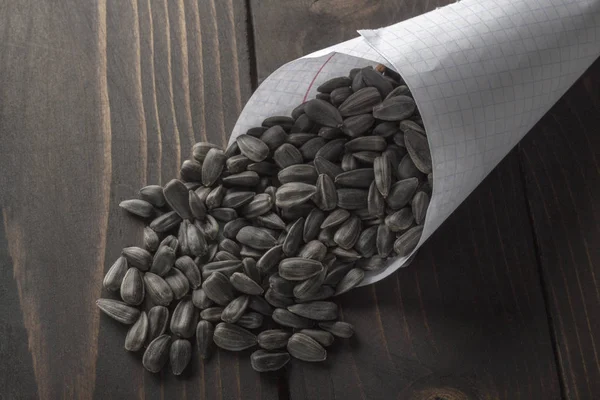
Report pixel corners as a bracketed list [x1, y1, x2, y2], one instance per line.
[519, 58, 600, 400]
[250, 1, 562, 398]
[0, 0, 275, 398]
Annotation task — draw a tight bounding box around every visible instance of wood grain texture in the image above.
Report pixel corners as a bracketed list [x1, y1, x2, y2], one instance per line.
[519, 58, 600, 400]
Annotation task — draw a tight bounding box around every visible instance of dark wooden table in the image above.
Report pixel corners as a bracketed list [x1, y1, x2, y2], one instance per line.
[0, 1, 598, 399]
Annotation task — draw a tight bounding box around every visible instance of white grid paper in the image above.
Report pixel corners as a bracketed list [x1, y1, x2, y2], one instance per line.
[231, 0, 600, 285]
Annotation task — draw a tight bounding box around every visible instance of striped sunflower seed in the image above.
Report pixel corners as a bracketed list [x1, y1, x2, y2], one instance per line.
[193, 142, 220, 162]
[247, 126, 268, 137]
[236, 226, 277, 250]
[144, 272, 173, 306]
[373, 95, 416, 121]
[314, 156, 344, 179]
[256, 212, 286, 230]
[269, 274, 295, 297]
[314, 138, 347, 161]
[356, 256, 386, 271]
[240, 245, 265, 259]
[317, 76, 352, 93]
[303, 209, 326, 243]
[200, 307, 224, 322]
[318, 321, 354, 338]
[318, 227, 337, 247]
[324, 263, 354, 286]
[122, 247, 152, 271]
[374, 154, 392, 198]
[230, 272, 264, 295]
[222, 171, 260, 188]
[147, 306, 169, 342]
[180, 159, 203, 182]
[196, 320, 215, 360]
[393, 225, 423, 257]
[355, 225, 378, 258]
[272, 308, 314, 329]
[287, 133, 317, 147]
[398, 153, 425, 180]
[195, 186, 212, 203]
[241, 194, 272, 218]
[331, 247, 362, 261]
[251, 350, 291, 373]
[175, 256, 202, 289]
[139, 185, 166, 207]
[257, 329, 292, 350]
[376, 224, 395, 257]
[214, 322, 257, 351]
[335, 168, 374, 189]
[274, 143, 303, 169]
[220, 238, 241, 256]
[298, 329, 334, 347]
[291, 113, 315, 133]
[386, 84, 411, 100]
[293, 269, 326, 299]
[320, 209, 350, 229]
[125, 311, 148, 351]
[300, 136, 327, 161]
[279, 258, 324, 281]
[223, 218, 250, 240]
[318, 126, 344, 140]
[202, 271, 236, 306]
[304, 99, 342, 128]
[96, 298, 140, 325]
[263, 116, 294, 131]
[119, 199, 154, 218]
[189, 190, 207, 220]
[281, 203, 314, 220]
[103, 256, 128, 292]
[201, 260, 242, 279]
[205, 185, 226, 209]
[399, 119, 425, 134]
[192, 288, 213, 309]
[352, 151, 379, 164]
[275, 182, 316, 209]
[335, 268, 365, 296]
[211, 207, 238, 222]
[256, 245, 284, 273]
[237, 312, 264, 329]
[178, 220, 191, 256]
[278, 164, 318, 185]
[143, 227, 160, 253]
[373, 121, 399, 138]
[151, 245, 175, 276]
[265, 288, 294, 308]
[412, 191, 429, 225]
[247, 161, 278, 177]
[261, 125, 287, 150]
[338, 87, 381, 117]
[295, 285, 334, 303]
[288, 301, 338, 321]
[170, 339, 192, 376]
[221, 295, 250, 323]
[330, 87, 353, 107]
[163, 179, 193, 219]
[143, 335, 171, 373]
[120, 267, 145, 306]
[341, 153, 359, 171]
[236, 134, 269, 162]
[282, 217, 305, 256]
[341, 114, 375, 137]
[187, 222, 207, 256]
[287, 333, 326, 362]
[405, 130, 432, 174]
[368, 180, 386, 217]
[345, 136, 387, 152]
[387, 178, 419, 210]
[361, 67, 393, 97]
[242, 257, 261, 283]
[351, 70, 366, 92]
[337, 188, 368, 210]
[164, 268, 190, 300]
[392, 132, 405, 147]
[224, 141, 240, 158]
[226, 154, 252, 174]
[313, 174, 337, 211]
[333, 215, 361, 250]
[170, 298, 198, 338]
[291, 102, 306, 119]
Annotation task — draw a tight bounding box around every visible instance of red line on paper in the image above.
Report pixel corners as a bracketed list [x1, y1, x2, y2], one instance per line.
[303, 53, 336, 102]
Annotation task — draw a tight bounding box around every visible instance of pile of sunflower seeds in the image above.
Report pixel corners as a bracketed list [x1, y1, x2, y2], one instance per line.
[96, 65, 431, 374]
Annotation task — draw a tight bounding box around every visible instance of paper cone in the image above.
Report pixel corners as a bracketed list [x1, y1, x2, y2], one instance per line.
[230, 0, 600, 285]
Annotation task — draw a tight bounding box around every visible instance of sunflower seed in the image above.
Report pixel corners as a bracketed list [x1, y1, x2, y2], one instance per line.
[351, 70, 366, 92]
[202, 260, 242, 279]
[217, 238, 240, 257]
[170, 339, 192, 375]
[290, 113, 315, 133]
[265, 288, 295, 308]
[201, 243, 218, 264]
[197, 214, 219, 241]
[139, 185, 166, 207]
[164, 268, 190, 300]
[178, 220, 191, 255]
[223, 218, 250, 240]
[250, 350, 290, 372]
[264, 186, 278, 210]
[387, 178, 419, 210]
[122, 247, 152, 271]
[337, 188, 368, 210]
[268, 273, 294, 297]
[230, 272, 264, 295]
[337, 87, 380, 117]
[275, 183, 316, 209]
[373, 95, 416, 121]
[386, 85, 411, 100]
[335, 268, 364, 296]
[186, 182, 203, 192]
[196, 320, 215, 360]
[226, 154, 251, 174]
[324, 263, 354, 286]
[247, 126, 268, 137]
[314, 138, 346, 162]
[341, 153, 359, 171]
[246, 295, 273, 316]
[119, 267, 145, 306]
[314, 156, 343, 180]
[163, 179, 193, 219]
[318, 227, 337, 247]
[383, 207, 413, 232]
[257, 329, 291, 350]
[222, 171, 260, 188]
[317, 76, 352, 93]
[318, 321, 354, 338]
[319, 209, 348, 230]
[397, 153, 425, 180]
[235, 312, 262, 329]
[287, 133, 317, 147]
[393, 225, 423, 257]
[355, 225, 378, 258]
[187, 222, 208, 256]
[272, 308, 314, 329]
[247, 161, 278, 177]
[288, 301, 337, 321]
[330, 87, 353, 107]
[210, 207, 237, 222]
[170, 298, 198, 338]
[278, 257, 324, 281]
[282, 217, 305, 256]
[294, 266, 326, 297]
[256, 126, 285, 151]
[202, 272, 236, 306]
[405, 130, 432, 174]
[352, 151, 379, 164]
[312, 174, 337, 212]
[256, 213, 285, 230]
[119, 199, 154, 218]
[331, 247, 361, 261]
[341, 114, 375, 137]
[193, 142, 220, 162]
[281, 204, 314, 220]
[214, 322, 257, 351]
[376, 224, 394, 257]
[242, 257, 261, 283]
[200, 307, 224, 322]
[335, 168, 374, 188]
[142, 335, 171, 373]
[304, 99, 342, 127]
[345, 136, 387, 153]
[147, 306, 169, 342]
[356, 256, 386, 271]
[205, 185, 226, 209]
[192, 287, 213, 309]
[412, 191, 429, 225]
[236, 134, 269, 162]
[263, 116, 294, 130]
[273, 143, 302, 169]
[96, 298, 140, 324]
[188, 191, 207, 220]
[298, 136, 327, 161]
[374, 154, 392, 198]
[144, 272, 174, 306]
[225, 141, 240, 158]
[240, 245, 265, 259]
[124, 311, 148, 352]
[361, 67, 393, 98]
[278, 165, 318, 186]
[255, 245, 283, 274]
[298, 329, 334, 347]
[333, 215, 361, 250]
[195, 186, 212, 203]
[236, 226, 277, 250]
[180, 159, 203, 182]
[287, 333, 326, 362]
[240, 194, 272, 218]
[318, 126, 344, 140]
[103, 256, 128, 292]
[302, 208, 325, 243]
[150, 245, 175, 276]
[373, 121, 399, 138]
[175, 255, 201, 289]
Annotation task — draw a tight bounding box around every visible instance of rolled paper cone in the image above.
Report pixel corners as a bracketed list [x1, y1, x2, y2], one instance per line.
[230, 0, 600, 285]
